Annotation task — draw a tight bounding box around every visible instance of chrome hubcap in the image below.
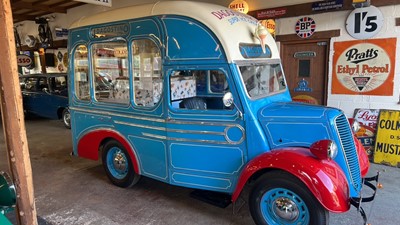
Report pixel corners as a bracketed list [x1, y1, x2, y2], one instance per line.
[113, 151, 127, 172]
[272, 197, 299, 221]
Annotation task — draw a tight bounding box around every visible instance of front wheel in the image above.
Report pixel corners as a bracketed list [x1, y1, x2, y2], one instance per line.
[102, 140, 140, 188]
[249, 171, 328, 225]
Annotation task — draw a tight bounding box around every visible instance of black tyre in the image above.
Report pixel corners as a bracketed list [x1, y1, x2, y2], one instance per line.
[249, 171, 328, 225]
[102, 140, 140, 188]
[62, 108, 71, 129]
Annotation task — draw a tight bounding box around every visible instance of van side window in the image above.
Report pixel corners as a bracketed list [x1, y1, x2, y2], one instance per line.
[92, 41, 129, 104]
[132, 39, 162, 107]
[170, 70, 231, 110]
[74, 45, 89, 101]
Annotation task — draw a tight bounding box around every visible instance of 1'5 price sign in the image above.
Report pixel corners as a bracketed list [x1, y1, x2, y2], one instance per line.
[346, 6, 384, 40]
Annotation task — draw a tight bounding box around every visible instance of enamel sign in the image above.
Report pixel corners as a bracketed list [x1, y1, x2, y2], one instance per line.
[332, 38, 396, 95]
[374, 110, 400, 167]
[346, 6, 384, 39]
[295, 17, 316, 38]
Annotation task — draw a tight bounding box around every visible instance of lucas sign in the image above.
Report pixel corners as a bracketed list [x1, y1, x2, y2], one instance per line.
[346, 6, 383, 39]
[74, 0, 111, 7]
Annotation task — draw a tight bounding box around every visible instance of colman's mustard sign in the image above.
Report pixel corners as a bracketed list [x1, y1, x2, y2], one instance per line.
[373, 109, 400, 167]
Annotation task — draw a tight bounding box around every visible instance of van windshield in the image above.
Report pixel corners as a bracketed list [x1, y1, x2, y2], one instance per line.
[238, 62, 286, 99]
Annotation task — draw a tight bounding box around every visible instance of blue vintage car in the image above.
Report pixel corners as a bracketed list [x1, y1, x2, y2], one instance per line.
[20, 73, 70, 128]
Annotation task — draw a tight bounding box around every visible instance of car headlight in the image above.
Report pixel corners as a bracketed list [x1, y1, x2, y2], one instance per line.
[310, 139, 338, 160]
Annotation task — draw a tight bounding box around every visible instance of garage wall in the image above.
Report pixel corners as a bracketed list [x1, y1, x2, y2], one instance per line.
[276, 5, 400, 117]
[15, 1, 400, 117]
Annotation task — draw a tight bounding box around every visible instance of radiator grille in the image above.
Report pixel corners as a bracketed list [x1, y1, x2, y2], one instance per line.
[335, 114, 361, 190]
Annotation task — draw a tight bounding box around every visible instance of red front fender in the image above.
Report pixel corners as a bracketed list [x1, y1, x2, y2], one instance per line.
[232, 148, 350, 213]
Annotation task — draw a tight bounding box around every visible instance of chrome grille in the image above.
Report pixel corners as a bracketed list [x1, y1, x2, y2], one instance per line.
[335, 114, 361, 190]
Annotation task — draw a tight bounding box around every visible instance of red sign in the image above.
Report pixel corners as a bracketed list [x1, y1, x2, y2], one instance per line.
[256, 7, 287, 19]
[332, 38, 396, 95]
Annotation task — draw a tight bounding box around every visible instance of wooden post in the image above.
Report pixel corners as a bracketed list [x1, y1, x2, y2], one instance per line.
[0, 1, 38, 225]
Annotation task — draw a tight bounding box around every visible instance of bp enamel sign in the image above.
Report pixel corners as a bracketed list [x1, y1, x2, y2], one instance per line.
[295, 17, 316, 38]
[346, 5, 384, 39]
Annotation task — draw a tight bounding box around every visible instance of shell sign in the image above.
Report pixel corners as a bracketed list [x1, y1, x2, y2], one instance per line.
[229, 0, 249, 14]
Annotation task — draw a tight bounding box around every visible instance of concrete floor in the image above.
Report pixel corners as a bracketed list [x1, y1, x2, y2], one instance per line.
[0, 117, 399, 225]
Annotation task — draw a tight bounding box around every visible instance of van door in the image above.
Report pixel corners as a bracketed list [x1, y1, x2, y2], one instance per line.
[166, 66, 246, 193]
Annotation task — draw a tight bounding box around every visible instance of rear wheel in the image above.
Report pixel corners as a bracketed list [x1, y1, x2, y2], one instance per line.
[102, 140, 140, 188]
[249, 171, 328, 225]
[62, 108, 70, 129]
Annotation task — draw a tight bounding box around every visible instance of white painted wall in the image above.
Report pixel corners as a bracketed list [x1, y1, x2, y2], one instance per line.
[276, 5, 400, 117]
[15, 1, 400, 117]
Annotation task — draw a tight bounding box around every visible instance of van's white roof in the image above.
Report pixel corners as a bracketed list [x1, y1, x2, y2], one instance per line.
[70, 1, 279, 62]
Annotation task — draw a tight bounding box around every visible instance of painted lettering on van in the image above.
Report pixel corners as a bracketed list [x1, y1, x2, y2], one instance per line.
[211, 10, 257, 25]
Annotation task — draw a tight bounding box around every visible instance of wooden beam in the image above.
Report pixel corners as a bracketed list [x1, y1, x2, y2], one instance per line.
[0, 1, 38, 225]
[276, 29, 341, 42]
[11, 0, 67, 14]
[250, 0, 400, 19]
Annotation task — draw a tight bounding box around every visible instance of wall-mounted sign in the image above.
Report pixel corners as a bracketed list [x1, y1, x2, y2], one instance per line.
[74, 0, 111, 7]
[346, 5, 383, 39]
[228, 0, 249, 14]
[17, 54, 33, 67]
[294, 79, 312, 92]
[373, 109, 400, 167]
[260, 19, 276, 37]
[295, 17, 316, 38]
[312, 0, 343, 11]
[332, 38, 396, 95]
[294, 51, 316, 58]
[256, 7, 287, 19]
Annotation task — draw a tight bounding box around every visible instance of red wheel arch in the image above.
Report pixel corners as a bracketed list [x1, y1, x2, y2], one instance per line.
[77, 129, 140, 174]
[232, 148, 350, 213]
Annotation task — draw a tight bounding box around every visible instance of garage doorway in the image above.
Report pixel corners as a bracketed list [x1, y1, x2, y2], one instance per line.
[280, 40, 328, 105]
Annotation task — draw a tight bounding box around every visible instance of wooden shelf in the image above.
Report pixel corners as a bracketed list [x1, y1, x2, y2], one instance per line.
[18, 40, 67, 51]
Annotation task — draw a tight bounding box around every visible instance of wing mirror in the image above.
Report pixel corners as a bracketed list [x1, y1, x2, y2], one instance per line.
[222, 92, 243, 118]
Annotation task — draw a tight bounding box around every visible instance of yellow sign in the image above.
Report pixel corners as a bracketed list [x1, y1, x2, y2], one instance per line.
[229, 0, 249, 14]
[373, 109, 400, 167]
[260, 19, 276, 37]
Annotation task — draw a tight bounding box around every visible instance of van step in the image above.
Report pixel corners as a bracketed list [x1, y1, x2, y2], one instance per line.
[190, 190, 231, 208]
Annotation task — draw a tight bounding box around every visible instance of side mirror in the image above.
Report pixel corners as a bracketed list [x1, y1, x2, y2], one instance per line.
[222, 92, 234, 107]
[222, 92, 243, 118]
[0, 171, 16, 212]
[42, 87, 50, 94]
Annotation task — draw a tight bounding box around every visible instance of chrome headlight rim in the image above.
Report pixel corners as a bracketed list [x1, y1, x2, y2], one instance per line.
[328, 141, 338, 160]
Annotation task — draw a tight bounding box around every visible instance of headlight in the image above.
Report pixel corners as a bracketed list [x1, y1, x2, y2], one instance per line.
[310, 139, 338, 160]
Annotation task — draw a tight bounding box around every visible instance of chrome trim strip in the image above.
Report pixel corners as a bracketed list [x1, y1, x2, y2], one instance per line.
[115, 121, 167, 131]
[167, 119, 241, 127]
[70, 106, 165, 123]
[141, 133, 167, 140]
[168, 128, 223, 135]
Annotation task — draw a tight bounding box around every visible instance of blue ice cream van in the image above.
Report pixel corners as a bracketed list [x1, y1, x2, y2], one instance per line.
[68, 1, 378, 224]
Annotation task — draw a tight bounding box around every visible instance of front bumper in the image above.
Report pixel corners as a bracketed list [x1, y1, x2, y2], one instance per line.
[350, 172, 380, 225]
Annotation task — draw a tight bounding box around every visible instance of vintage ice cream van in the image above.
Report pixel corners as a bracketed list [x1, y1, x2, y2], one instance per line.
[68, 1, 378, 224]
